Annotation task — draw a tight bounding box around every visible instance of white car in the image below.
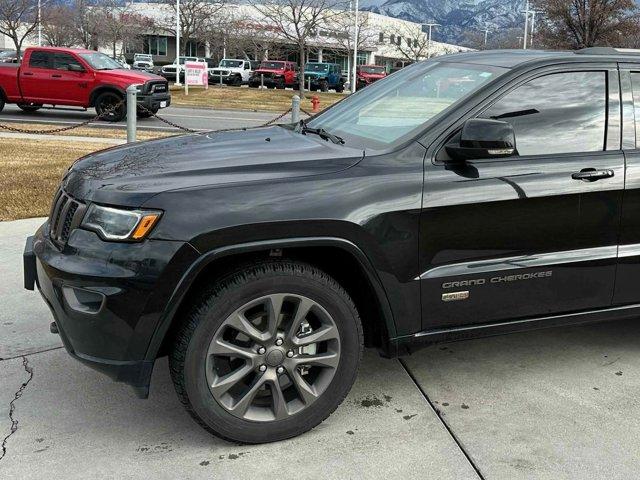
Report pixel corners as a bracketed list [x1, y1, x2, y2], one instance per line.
[161, 56, 203, 81]
[209, 59, 259, 86]
[133, 54, 154, 72]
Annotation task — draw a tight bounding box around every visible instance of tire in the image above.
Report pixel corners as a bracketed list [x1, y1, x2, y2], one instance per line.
[169, 260, 363, 444]
[232, 75, 242, 87]
[17, 103, 42, 112]
[320, 80, 328, 92]
[275, 78, 285, 90]
[335, 82, 344, 93]
[95, 91, 125, 122]
[0, 96, 5, 113]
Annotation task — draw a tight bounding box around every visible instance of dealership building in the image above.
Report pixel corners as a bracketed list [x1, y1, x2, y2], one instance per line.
[122, 3, 469, 72]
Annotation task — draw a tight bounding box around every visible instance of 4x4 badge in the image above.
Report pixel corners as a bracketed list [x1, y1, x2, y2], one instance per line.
[442, 291, 469, 302]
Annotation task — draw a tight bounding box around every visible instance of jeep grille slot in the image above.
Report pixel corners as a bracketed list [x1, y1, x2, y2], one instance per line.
[49, 189, 85, 247]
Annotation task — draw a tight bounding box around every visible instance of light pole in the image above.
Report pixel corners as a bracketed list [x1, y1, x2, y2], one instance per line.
[350, 0, 359, 93]
[522, 0, 531, 50]
[482, 27, 490, 48]
[175, 0, 182, 85]
[421, 23, 439, 59]
[37, 0, 42, 46]
[530, 10, 539, 48]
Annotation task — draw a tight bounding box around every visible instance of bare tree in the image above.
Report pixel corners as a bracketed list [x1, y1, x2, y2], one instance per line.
[251, 0, 348, 96]
[0, 0, 40, 57]
[329, 10, 377, 82]
[390, 24, 431, 62]
[162, 0, 226, 56]
[533, 0, 640, 49]
[41, 4, 77, 47]
[97, 0, 154, 58]
[74, 0, 103, 50]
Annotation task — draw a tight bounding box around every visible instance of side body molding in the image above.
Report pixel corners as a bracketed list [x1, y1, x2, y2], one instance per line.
[144, 237, 398, 361]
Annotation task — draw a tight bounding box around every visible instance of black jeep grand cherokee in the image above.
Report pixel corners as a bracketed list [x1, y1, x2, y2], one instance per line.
[24, 48, 640, 443]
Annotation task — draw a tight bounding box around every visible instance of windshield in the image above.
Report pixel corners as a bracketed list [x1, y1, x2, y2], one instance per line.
[359, 66, 385, 74]
[135, 55, 152, 61]
[305, 63, 328, 72]
[259, 61, 285, 70]
[220, 60, 243, 68]
[306, 61, 504, 149]
[0, 50, 16, 58]
[79, 52, 122, 70]
[176, 57, 197, 65]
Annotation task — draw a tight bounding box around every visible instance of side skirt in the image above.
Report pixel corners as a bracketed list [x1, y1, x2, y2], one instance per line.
[392, 303, 640, 356]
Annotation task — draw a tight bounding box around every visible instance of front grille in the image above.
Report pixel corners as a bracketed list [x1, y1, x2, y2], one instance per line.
[151, 82, 167, 93]
[49, 189, 85, 247]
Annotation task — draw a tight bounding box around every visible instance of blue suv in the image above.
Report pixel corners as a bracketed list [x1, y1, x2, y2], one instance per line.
[303, 62, 344, 92]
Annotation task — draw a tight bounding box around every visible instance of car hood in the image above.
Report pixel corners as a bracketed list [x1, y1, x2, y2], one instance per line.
[97, 69, 163, 83]
[254, 68, 285, 75]
[304, 71, 327, 77]
[63, 126, 364, 206]
[359, 73, 385, 80]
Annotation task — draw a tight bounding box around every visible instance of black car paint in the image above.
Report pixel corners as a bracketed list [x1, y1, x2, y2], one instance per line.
[24, 49, 640, 396]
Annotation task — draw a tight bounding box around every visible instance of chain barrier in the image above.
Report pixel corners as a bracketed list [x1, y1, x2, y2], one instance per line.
[0, 101, 125, 135]
[0, 97, 315, 137]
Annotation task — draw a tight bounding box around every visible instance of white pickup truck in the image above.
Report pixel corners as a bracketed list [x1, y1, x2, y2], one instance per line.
[132, 53, 154, 72]
[209, 59, 259, 86]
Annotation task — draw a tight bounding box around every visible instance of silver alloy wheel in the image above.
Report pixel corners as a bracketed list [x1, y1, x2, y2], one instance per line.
[205, 294, 341, 422]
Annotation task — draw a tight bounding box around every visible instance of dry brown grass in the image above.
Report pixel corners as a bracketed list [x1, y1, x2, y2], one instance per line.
[170, 85, 345, 112]
[0, 139, 112, 221]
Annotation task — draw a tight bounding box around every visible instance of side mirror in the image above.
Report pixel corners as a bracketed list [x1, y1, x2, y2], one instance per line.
[68, 64, 85, 73]
[445, 118, 516, 162]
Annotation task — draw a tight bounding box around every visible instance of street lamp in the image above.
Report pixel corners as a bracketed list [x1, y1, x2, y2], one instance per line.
[37, 0, 42, 46]
[350, 0, 359, 93]
[175, 0, 182, 85]
[421, 23, 439, 59]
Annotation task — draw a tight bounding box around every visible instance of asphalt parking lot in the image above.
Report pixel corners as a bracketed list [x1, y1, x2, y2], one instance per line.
[2, 218, 640, 479]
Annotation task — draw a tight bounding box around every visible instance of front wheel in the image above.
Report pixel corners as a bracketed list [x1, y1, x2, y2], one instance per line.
[17, 103, 42, 112]
[95, 91, 125, 122]
[0, 96, 5, 113]
[319, 80, 329, 92]
[169, 261, 363, 444]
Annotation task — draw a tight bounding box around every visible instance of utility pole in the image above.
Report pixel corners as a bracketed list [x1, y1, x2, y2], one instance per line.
[530, 10, 538, 48]
[422, 23, 440, 58]
[481, 27, 490, 48]
[37, 0, 42, 46]
[351, 0, 359, 93]
[522, 0, 531, 50]
[175, 0, 181, 85]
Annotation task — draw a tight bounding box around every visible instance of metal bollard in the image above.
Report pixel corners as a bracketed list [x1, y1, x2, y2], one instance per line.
[126, 84, 137, 143]
[219, 73, 223, 87]
[291, 95, 300, 124]
[261, 74, 264, 89]
[307, 77, 311, 91]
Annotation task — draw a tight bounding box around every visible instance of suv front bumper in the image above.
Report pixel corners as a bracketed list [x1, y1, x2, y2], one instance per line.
[24, 223, 199, 397]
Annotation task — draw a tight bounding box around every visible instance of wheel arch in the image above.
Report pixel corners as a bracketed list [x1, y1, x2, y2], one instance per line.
[89, 84, 125, 107]
[145, 237, 398, 362]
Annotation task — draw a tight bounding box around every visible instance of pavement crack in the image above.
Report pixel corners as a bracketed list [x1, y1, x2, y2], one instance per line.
[0, 356, 34, 463]
[398, 358, 486, 480]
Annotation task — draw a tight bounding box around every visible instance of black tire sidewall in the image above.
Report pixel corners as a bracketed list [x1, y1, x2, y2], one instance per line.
[95, 92, 125, 122]
[182, 267, 361, 443]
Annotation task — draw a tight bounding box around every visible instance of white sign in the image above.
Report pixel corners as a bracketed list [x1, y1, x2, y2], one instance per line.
[184, 61, 208, 94]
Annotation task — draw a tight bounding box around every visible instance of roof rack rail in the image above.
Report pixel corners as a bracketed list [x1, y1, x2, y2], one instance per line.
[575, 47, 640, 55]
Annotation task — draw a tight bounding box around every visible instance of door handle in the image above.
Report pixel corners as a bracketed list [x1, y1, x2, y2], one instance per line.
[22, 72, 33, 76]
[52, 74, 62, 78]
[571, 168, 615, 182]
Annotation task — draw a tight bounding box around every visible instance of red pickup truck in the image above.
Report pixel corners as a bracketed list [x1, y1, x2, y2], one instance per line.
[0, 46, 170, 122]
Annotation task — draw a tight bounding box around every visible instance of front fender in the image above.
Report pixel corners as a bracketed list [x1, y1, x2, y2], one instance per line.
[143, 236, 398, 361]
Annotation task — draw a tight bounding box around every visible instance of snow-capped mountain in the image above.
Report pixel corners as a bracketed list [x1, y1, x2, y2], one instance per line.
[361, 0, 525, 43]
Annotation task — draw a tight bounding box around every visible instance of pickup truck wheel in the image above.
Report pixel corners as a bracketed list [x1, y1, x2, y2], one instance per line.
[17, 103, 42, 112]
[0, 96, 5, 113]
[169, 260, 363, 444]
[137, 106, 158, 119]
[95, 91, 125, 122]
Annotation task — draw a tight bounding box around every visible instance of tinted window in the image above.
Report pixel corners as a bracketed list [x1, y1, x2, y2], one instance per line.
[29, 51, 50, 69]
[53, 53, 83, 71]
[483, 71, 607, 156]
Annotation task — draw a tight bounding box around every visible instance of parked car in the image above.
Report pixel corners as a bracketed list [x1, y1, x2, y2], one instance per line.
[356, 64, 386, 90]
[132, 53, 153, 71]
[0, 47, 170, 121]
[161, 56, 203, 81]
[248, 60, 298, 89]
[114, 55, 131, 70]
[303, 62, 344, 92]
[25, 47, 639, 444]
[0, 49, 19, 63]
[209, 59, 259, 86]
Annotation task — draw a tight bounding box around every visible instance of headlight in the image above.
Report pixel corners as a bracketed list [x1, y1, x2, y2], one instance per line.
[81, 204, 161, 241]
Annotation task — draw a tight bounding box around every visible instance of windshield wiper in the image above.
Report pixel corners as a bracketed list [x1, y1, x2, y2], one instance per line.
[298, 121, 345, 145]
